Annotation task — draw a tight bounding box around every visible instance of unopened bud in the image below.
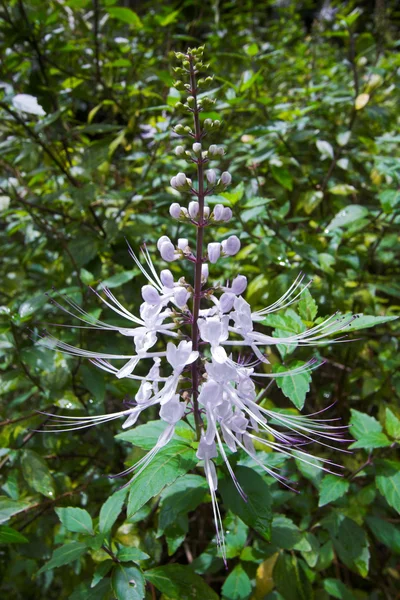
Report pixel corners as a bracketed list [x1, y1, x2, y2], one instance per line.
[174, 52, 186, 60]
[175, 102, 185, 112]
[174, 286, 190, 308]
[203, 118, 213, 131]
[142, 285, 161, 305]
[161, 269, 174, 288]
[177, 238, 189, 251]
[206, 169, 217, 185]
[203, 206, 210, 218]
[169, 203, 181, 218]
[231, 275, 247, 295]
[192, 142, 202, 154]
[220, 171, 232, 186]
[175, 145, 185, 156]
[220, 292, 235, 313]
[201, 263, 209, 281]
[213, 204, 224, 220]
[208, 144, 218, 156]
[176, 172, 187, 187]
[208, 242, 221, 264]
[222, 207, 232, 221]
[183, 126, 192, 134]
[187, 96, 195, 107]
[160, 240, 176, 262]
[188, 201, 199, 218]
[157, 235, 171, 251]
[214, 120, 221, 129]
[222, 235, 240, 256]
[174, 124, 185, 135]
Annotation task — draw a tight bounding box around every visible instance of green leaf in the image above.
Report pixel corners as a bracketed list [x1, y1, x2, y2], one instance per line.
[386, 408, 400, 440]
[376, 460, 400, 514]
[107, 7, 143, 28]
[298, 288, 318, 321]
[0, 525, 28, 544]
[366, 516, 400, 553]
[55, 507, 94, 535]
[270, 515, 303, 550]
[0, 497, 32, 524]
[345, 314, 398, 331]
[326, 205, 369, 231]
[37, 542, 87, 574]
[333, 517, 370, 577]
[221, 564, 252, 600]
[316, 139, 334, 159]
[350, 409, 382, 439]
[91, 560, 113, 588]
[19, 294, 47, 319]
[219, 466, 272, 540]
[127, 441, 197, 518]
[99, 488, 128, 534]
[21, 450, 55, 499]
[378, 189, 400, 213]
[349, 432, 391, 450]
[116, 419, 193, 450]
[270, 165, 293, 191]
[117, 547, 150, 562]
[145, 564, 219, 600]
[318, 475, 349, 507]
[323, 578, 355, 600]
[274, 361, 311, 409]
[158, 474, 208, 535]
[112, 564, 145, 600]
[97, 270, 137, 289]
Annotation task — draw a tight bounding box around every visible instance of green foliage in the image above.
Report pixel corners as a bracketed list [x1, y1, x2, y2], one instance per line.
[0, 1, 399, 598]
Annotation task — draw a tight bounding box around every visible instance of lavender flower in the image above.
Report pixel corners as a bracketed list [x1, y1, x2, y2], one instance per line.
[40, 47, 356, 564]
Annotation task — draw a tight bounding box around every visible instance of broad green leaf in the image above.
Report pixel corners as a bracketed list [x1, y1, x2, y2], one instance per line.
[107, 7, 143, 28]
[145, 564, 219, 600]
[116, 420, 193, 450]
[298, 288, 318, 322]
[127, 441, 197, 517]
[270, 165, 293, 191]
[69, 579, 110, 600]
[97, 270, 137, 289]
[112, 564, 145, 600]
[386, 408, 400, 440]
[274, 361, 311, 410]
[378, 189, 400, 213]
[324, 578, 355, 600]
[21, 450, 55, 498]
[376, 460, 400, 514]
[37, 542, 87, 574]
[219, 466, 272, 540]
[318, 475, 349, 507]
[350, 409, 382, 439]
[326, 205, 369, 231]
[55, 507, 94, 535]
[0, 497, 32, 524]
[366, 516, 400, 553]
[221, 564, 252, 600]
[0, 525, 28, 544]
[349, 432, 391, 450]
[91, 560, 113, 588]
[158, 474, 208, 534]
[117, 547, 150, 562]
[333, 517, 370, 577]
[19, 294, 47, 319]
[298, 190, 323, 214]
[99, 488, 128, 534]
[316, 139, 334, 159]
[270, 515, 303, 550]
[337, 131, 351, 146]
[345, 314, 398, 331]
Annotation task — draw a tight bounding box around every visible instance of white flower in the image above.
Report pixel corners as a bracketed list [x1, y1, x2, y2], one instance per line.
[207, 242, 221, 264]
[220, 171, 232, 186]
[222, 235, 240, 256]
[169, 203, 181, 218]
[12, 94, 46, 116]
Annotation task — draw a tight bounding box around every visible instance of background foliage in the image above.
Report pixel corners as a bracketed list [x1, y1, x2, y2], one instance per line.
[1, 1, 400, 598]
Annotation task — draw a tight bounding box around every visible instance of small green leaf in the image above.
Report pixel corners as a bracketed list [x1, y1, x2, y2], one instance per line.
[99, 488, 128, 534]
[298, 288, 318, 321]
[221, 563, 252, 600]
[270, 165, 293, 191]
[316, 139, 334, 159]
[117, 547, 150, 562]
[318, 475, 350, 507]
[366, 516, 400, 553]
[349, 432, 391, 450]
[145, 564, 219, 600]
[274, 361, 311, 410]
[326, 205, 369, 231]
[345, 314, 398, 331]
[350, 409, 382, 439]
[98, 270, 137, 290]
[386, 408, 400, 440]
[0, 497, 32, 524]
[107, 7, 143, 28]
[112, 564, 146, 600]
[219, 466, 272, 540]
[21, 450, 55, 499]
[55, 507, 94, 535]
[37, 542, 87, 574]
[158, 474, 207, 535]
[0, 525, 28, 544]
[324, 578, 355, 600]
[127, 442, 197, 518]
[376, 460, 400, 514]
[91, 560, 113, 588]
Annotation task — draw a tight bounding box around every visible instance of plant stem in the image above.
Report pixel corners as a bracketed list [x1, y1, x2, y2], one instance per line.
[189, 56, 204, 440]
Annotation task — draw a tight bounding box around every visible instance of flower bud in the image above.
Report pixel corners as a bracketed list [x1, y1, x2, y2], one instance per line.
[208, 242, 221, 264]
[222, 235, 240, 256]
[220, 292, 235, 313]
[203, 118, 213, 131]
[214, 120, 221, 129]
[183, 126, 192, 134]
[174, 102, 185, 112]
[160, 240, 176, 262]
[142, 285, 161, 305]
[170, 176, 177, 189]
[176, 172, 187, 187]
[174, 286, 190, 308]
[174, 52, 186, 60]
[188, 201, 199, 218]
[222, 207, 232, 221]
[217, 145, 225, 155]
[160, 269, 174, 288]
[174, 124, 185, 135]
[169, 203, 181, 218]
[203, 206, 210, 218]
[157, 235, 171, 251]
[231, 275, 247, 295]
[175, 145, 185, 156]
[208, 144, 218, 157]
[206, 169, 217, 185]
[192, 142, 202, 154]
[213, 204, 224, 221]
[187, 96, 195, 107]
[221, 171, 232, 186]
[177, 238, 189, 251]
[201, 264, 209, 281]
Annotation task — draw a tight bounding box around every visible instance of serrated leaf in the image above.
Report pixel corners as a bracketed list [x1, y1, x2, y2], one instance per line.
[112, 564, 145, 600]
[37, 542, 87, 574]
[318, 475, 349, 507]
[127, 442, 197, 517]
[376, 460, 400, 514]
[349, 432, 391, 450]
[219, 466, 272, 540]
[145, 564, 219, 600]
[0, 525, 28, 544]
[386, 408, 400, 439]
[116, 420, 193, 450]
[55, 507, 94, 535]
[298, 288, 318, 321]
[0, 497, 32, 524]
[345, 314, 398, 331]
[99, 488, 127, 534]
[350, 409, 382, 440]
[274, 361, 311, 409]
[221, 563, 252, 600]
[21, 450, 55, 499]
